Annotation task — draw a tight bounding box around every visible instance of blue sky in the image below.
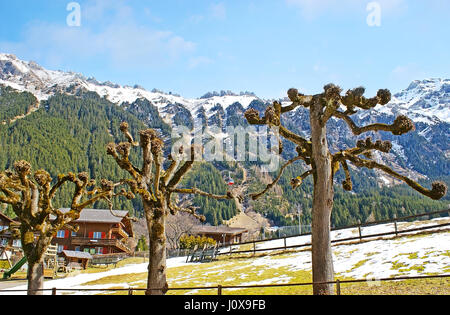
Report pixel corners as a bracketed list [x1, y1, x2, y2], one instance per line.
[0, 0, 449, 98]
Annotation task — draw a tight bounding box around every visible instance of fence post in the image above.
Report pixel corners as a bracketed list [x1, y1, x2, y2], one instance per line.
[357, 220, 362, 242]
[253, 241, 256, 256]
[52, 288, 57, 296]
[284, 237, 287, 250]
[218, 285, 223, 296]
[128, 288, 134, 295]
[336, 280, 341, 296]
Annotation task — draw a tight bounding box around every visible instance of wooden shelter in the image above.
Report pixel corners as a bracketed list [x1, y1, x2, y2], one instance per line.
[61, 250, 93, 270]
[190, 226, 248, 245]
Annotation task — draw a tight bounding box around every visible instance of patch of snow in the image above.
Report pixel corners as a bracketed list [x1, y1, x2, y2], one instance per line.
[0, 256, 195, 295]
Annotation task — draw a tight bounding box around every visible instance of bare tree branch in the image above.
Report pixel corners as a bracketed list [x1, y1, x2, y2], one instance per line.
[290, 169, 314, 190]
[334, 111, 415, 136]
[167, 145, 202, 189]
[250, 156, 303, 200]
[120, 122, 139, 147]
[285, 88, 314, 112]
[167, 201, 206, 222]
[340, 160, 353, 191]
[344, 154, 447, 200]
[340, 88, 391, 110]
[106, 142, 143, 180]
[163, 154, 181, 186]
[169, 187, 236, 201]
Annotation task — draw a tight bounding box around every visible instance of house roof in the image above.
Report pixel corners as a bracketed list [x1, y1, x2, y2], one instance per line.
[191, 226, 248, 236]
[0, 212, 16, 224]
[58, 209, 130, 224]
[62, 250, 93, 260]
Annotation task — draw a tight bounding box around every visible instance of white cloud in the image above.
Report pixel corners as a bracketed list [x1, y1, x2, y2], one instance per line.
[189, 14, 205, 24]
[390, 64, 424, 81]
[0, 1, 197, 71]
[188, 56, 214, 69]
[0, 23, 196, 71]
[210, 2, 227, 20]
[286, 0, 407, 19]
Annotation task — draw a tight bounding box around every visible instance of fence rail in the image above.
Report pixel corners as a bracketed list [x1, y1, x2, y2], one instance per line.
[217, 208, 450, 256]
[1, 274, 448, 295]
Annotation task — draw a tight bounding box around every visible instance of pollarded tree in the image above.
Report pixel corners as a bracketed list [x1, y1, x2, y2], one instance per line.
[245, 84, 447, 295]
[0, 161, 133, 295]
[106, 123, 240, 295]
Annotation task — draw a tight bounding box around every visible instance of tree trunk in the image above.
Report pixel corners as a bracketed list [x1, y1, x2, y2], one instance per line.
[27, 259, 44, 295]
[145, 200, 168, 295]
[310, 100, 335, 295]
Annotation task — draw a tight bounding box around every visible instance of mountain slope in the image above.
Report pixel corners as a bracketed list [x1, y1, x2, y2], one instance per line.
[0, 53, 448, 228]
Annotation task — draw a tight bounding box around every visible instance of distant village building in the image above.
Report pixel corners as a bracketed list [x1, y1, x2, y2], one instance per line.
[0, 212, 21, 251]
[61, 250, 93, 270]
[51, 209, 135, 256]
[190, 226, 248, 245]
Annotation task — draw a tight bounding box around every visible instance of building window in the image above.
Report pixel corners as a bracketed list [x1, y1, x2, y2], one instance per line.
[83, 248, 96, 255]
[71, 231, 77, 237]
[96, 247, 104, 255]
[57, 230, 65, 238]
[57, 245, 64, 253]
[93, 232, 102, 239]
[12, 240, 21, 247]
[75, 246, 80, 252]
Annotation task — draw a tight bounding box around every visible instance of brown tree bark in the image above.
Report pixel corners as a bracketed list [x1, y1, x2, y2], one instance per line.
[145, 200, 168, 295]
[26, 259, 44, 295]
[1, 161, 130, 295]
[310, 98, 335, 295]
[245, 85, 447, 296]
[107, 123, 238, 296]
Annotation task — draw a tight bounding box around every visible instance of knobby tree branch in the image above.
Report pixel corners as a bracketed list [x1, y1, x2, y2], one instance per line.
[244, 84, 447, 202]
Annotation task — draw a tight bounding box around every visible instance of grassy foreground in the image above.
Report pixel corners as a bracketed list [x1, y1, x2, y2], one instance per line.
[78, 252, 449, 295]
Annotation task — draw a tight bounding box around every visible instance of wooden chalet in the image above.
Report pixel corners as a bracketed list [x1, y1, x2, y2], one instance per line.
[51, 209, 135, 256]
[0, 212, 21, 250]
[190, 226, 248, 245]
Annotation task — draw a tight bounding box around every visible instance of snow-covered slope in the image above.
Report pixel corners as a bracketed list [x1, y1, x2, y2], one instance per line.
[370, 78, 450, 124]
[0, 53, 259, 116]
[2, 53, 448, 125]
[1, 217, 448, 295]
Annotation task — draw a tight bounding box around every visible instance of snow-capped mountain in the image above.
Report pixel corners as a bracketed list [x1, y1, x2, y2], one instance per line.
[1, 53, 449, 125]
[368, 78, 450, 125]
[0, 53, 259, 120]
[0, 53, 449, 186]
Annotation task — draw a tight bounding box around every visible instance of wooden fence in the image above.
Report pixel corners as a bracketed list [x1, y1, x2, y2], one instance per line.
[1, 209, 448, 295]
[217, 208, 450, 256]
[1, 273, 448, 295]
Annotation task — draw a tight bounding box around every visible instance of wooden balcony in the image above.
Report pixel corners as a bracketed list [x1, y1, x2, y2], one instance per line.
[71, 237, 132, 254]
[112, 226, 129, 239]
